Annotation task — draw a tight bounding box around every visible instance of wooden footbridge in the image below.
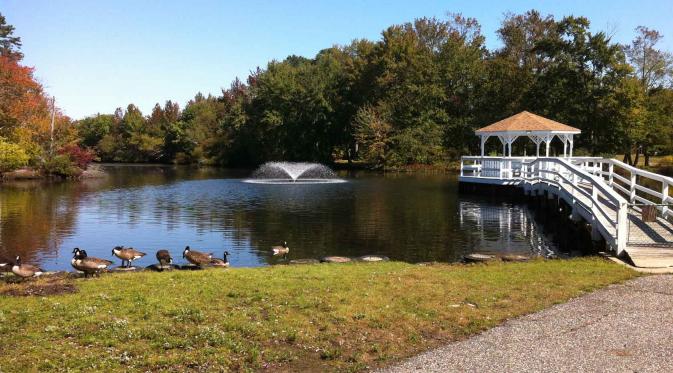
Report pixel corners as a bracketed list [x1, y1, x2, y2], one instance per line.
[460, 112, 673, 269]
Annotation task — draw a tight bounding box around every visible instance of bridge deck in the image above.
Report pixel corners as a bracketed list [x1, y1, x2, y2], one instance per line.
[542, 181, 673, 268]
[624, 210, 673, 268]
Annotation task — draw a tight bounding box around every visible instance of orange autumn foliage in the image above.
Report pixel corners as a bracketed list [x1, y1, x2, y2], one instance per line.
[0, 55, 73, 157]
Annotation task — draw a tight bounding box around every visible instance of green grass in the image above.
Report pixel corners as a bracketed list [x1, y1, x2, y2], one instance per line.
[0, 258, 636, 372]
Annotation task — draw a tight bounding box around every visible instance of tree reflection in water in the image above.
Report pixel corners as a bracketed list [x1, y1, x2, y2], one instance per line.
[0, 165, 580, 270]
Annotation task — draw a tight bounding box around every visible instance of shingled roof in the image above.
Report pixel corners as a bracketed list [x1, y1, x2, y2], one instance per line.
[475, 111, 580, 134]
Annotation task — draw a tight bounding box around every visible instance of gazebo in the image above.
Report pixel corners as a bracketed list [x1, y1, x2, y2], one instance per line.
[475, 111, 581, 157]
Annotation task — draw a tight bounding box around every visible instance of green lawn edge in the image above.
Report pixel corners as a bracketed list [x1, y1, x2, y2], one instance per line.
[0, 257, 638, 372]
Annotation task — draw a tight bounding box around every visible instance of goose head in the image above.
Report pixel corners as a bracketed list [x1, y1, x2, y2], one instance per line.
[183, 246, 191, 258]
[283, 241, 288, 248]
[223, 251, 230, 262]
[15, 256, 21, 266]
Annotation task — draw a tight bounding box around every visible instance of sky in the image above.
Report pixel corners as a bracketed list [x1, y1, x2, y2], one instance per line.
[2, 0, 672, 119]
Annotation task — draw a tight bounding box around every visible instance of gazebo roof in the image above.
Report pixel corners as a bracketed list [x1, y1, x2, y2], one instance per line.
[475, 111, 580, 135]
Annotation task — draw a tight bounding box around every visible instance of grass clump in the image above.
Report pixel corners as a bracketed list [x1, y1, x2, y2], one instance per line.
[0, 258, 636, 371]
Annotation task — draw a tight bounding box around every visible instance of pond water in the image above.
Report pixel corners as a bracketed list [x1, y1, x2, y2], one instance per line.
[0, 165, 581, 271]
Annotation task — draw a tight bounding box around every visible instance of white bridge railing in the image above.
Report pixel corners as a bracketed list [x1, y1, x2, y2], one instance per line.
[459, 156, 671, 255]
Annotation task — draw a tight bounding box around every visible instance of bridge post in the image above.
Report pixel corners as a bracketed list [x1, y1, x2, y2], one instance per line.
[663, 183, 669, 216]
[571, 206, 581, 222]
[629, 171, 637, 203]
[590, 221, 602, 242]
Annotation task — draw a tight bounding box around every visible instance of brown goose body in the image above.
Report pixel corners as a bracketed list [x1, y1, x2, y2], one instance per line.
[183, 246, 212, 266]
[71, 249, 112, 277]
[156, 250, 173, 266]
[112, 246, 146, 267]
[210, 251, 230, 267]
[11, 256, 44, 279]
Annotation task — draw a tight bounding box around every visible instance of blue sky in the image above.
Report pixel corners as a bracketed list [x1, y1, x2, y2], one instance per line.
[3, 0, 672, 119]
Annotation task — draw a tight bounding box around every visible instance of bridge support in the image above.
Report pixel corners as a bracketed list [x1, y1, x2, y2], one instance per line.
[590, 222, 602, 242]
[570, 206, 582, 222]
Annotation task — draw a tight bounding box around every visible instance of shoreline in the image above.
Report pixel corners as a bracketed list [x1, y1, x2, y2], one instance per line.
[0, 258, 637, 371]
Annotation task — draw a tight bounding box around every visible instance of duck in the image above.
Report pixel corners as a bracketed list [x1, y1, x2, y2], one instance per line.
[156, 249, 173, 267]
[210, 251, 230, 267]
[112, 246, 146, 268]
[182, 246, 213, 267]
[271, 241, 289, 256]
[11, 256, 44, 280]
[71, 248, 113, 277]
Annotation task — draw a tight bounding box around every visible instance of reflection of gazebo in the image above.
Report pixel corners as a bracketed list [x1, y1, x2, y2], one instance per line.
[475, 111, 581, 157]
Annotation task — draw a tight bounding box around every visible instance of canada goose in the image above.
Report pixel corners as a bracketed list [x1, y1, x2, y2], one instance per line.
[182, 246, 212, 266]
[112, 246, 146, 268]
[210, 251, 230, 267]
[71, 248, 113, 277]
[11, 256, 44, 279]
[156, 249, 173, 266]
[271, 241, 289, 255]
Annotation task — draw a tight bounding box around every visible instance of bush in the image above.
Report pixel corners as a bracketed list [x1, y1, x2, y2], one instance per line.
[0, 139, 30, 173]
[42, 155, 81, 177]
[58, 144, 95, 170]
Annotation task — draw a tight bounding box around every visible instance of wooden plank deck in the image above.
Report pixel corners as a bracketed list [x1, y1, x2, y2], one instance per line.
[572, 182, 673, 268]
[624, 211, 673, 268]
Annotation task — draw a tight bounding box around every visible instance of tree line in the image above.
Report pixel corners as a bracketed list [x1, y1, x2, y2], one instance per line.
[1, 11, 672, 175]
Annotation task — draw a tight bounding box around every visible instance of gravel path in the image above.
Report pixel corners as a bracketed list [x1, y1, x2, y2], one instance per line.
[379, 275, 673, 373]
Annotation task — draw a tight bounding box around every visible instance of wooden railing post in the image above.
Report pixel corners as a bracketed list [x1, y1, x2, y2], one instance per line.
[460, 158, 464, 177]
[629, 171, 637, 203]
[663, 182, 669, 216]
[616, 202, 628, 256]
[608, 162, 614, 186]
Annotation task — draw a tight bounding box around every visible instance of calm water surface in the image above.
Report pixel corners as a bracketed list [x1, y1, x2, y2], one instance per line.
[0, 165, 576, 271]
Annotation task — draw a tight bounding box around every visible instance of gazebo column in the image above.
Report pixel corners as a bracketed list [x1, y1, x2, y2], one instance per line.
[543, 134, 554, 157]
[480, 135, 489, 157]
[558, 134, 574, 158]
[569, 136, 574, 157]
[530, 135, 543, 157]
[506, 135, 518, 157]
[497, 135, 507, 156]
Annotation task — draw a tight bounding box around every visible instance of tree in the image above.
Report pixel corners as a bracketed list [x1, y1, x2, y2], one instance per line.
[624, 26, 673, 91]
[353, 105, 392, 168]
[0, 12, 22, 60]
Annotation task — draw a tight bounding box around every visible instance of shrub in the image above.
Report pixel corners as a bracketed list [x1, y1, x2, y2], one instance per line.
[0, 139, 30, 173]
[42, 155, 81, 177]
[58, 144, 95, 170]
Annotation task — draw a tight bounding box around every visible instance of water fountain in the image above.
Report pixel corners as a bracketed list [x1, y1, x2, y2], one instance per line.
[244, 162, 345, 184]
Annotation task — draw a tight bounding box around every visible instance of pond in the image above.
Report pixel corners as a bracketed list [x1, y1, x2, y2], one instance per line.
[0, 165, 583, 271]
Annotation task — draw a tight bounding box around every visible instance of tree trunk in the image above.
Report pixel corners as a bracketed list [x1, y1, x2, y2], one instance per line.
[633, 147, 640, 166]
[643, 145, 650, 167]
[623, 151, 632, 165]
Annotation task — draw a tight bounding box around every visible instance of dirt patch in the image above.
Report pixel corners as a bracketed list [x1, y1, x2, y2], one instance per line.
[0, 276, 78, 297]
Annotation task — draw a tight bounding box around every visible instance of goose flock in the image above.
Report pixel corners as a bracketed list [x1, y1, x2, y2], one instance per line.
[1, 242, 288, 280]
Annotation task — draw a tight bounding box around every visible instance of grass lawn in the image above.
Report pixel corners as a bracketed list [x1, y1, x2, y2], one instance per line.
[0, 258, 636, 372]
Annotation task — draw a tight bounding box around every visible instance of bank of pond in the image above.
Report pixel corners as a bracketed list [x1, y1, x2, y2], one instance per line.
[0, 258, 635, 372]
[1, 242, 536, 283]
